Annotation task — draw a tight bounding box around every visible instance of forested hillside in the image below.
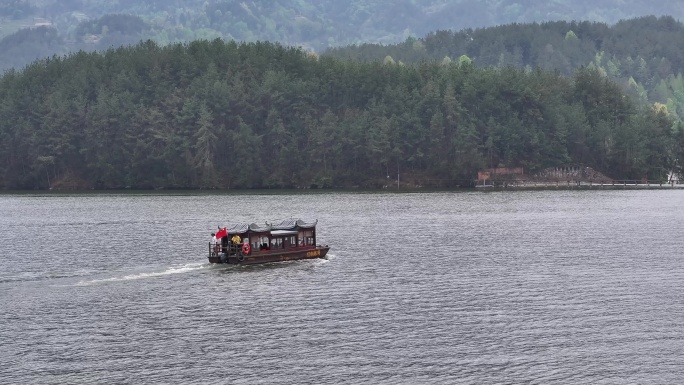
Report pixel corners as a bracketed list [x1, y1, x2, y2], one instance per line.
[327, 16, 684, 124]
[1, 40, 681, 190]
[2, 0, 684, 72]
[4, 3, 684, 126]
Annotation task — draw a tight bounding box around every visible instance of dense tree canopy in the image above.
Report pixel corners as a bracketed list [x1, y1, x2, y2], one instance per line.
[326, 16, 684, 123]
[0, 40, 680, 190]
[4, 12, 684, 127]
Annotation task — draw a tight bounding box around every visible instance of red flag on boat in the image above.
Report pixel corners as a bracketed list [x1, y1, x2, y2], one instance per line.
[215, 227, 227, 239]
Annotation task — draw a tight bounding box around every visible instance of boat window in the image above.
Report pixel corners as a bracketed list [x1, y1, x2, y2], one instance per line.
[258, 236, 270, 250]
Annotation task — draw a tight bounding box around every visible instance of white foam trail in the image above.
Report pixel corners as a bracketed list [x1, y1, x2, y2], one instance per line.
[75, 263, 207, 286]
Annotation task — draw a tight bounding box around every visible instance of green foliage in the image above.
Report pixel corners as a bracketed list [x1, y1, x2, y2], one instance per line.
[326, 16, 684, 124]
[0, 39, 679, 189]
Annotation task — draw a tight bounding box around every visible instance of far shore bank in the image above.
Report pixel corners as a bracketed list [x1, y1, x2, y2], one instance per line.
[2, 181, 684, 194]
[476, 180, 684, 190]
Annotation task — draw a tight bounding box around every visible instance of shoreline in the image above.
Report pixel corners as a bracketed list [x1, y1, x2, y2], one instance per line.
[476, 181, 684, 190]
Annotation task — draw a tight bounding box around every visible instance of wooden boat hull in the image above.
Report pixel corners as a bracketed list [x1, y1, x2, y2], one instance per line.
[208, 245, 330, 265]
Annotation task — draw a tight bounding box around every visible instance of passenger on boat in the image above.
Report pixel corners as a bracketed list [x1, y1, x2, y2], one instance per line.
[210, 233, 218, 254]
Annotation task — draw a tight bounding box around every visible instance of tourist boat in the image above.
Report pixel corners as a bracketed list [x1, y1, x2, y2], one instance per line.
[208, 219, 330, 265]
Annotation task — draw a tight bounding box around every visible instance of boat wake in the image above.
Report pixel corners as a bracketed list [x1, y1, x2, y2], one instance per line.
[0, 268, 105, 285]
[75, 263, 208, 286]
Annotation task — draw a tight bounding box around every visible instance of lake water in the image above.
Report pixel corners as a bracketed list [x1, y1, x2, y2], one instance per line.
[2, 190, 684, 384]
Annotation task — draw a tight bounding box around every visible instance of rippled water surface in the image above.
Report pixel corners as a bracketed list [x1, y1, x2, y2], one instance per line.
[2, 190, 684, 384]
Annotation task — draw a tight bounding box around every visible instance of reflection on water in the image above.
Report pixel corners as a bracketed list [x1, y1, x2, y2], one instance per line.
[1, 190, 684, 384]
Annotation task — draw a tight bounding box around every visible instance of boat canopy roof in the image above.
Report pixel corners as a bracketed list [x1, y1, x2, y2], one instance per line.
[272, 219, 318, 230]
[223, 222, 269, 235]
[222, 219, 317, 235]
